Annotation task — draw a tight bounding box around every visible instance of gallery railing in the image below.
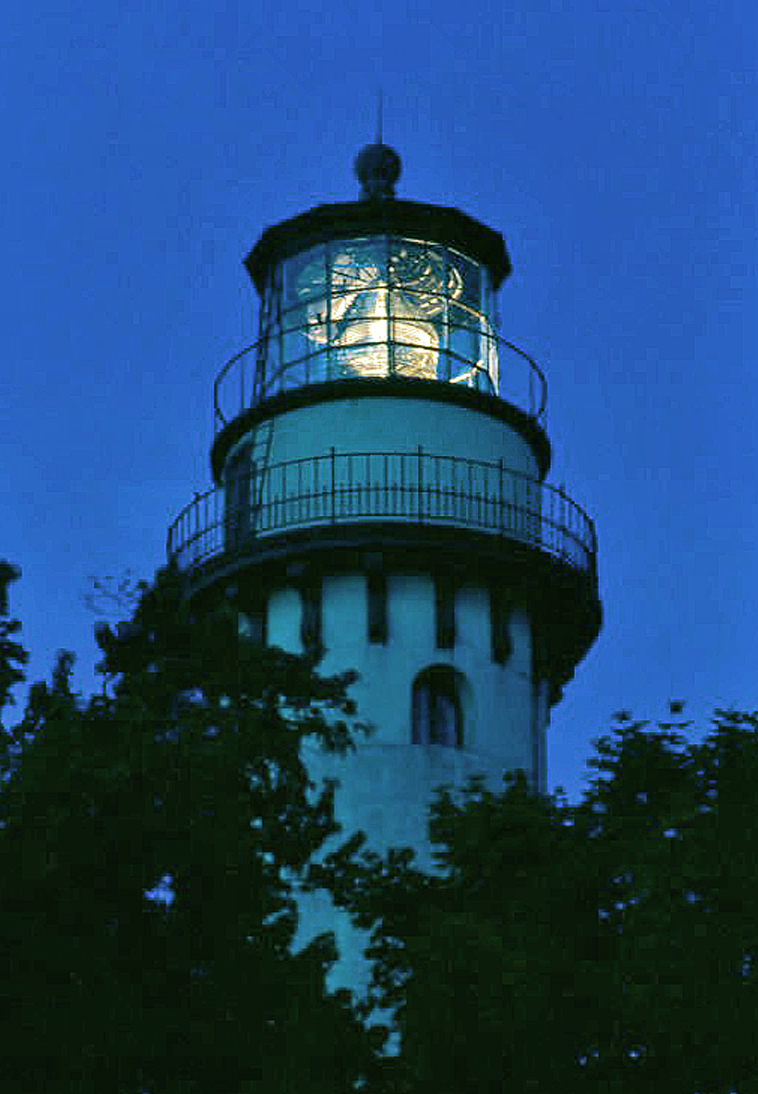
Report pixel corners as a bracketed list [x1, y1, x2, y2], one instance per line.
[168, 449, 596, 581]
[213, 336, 548, 429]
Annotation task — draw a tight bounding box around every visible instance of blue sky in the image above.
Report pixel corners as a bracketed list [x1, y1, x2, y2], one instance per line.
[1, 0, 755, 800]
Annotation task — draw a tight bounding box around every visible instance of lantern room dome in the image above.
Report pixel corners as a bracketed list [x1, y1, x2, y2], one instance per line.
[245, 199, 511, 293]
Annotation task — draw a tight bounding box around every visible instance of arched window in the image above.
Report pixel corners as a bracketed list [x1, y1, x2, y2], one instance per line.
[412, 666, 464, 748]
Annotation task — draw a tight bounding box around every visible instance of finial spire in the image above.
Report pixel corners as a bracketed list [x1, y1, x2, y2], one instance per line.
[354, 100, 401, 201]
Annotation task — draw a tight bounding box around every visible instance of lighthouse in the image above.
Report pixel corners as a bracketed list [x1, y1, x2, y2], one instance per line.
[168, 142, 601, 993]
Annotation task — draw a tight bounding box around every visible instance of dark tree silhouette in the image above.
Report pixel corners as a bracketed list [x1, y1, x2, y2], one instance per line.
[318, 705, 758, 1093]
[0, 561, 27, 717]
[5, 555, 757, 1092]
[0, 563, 386, 1093]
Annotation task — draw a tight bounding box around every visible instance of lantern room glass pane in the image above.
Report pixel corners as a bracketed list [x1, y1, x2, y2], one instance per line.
[257, 236, 498, 399]
[456, 253, 482, 309]
[284, 246, 327, 307]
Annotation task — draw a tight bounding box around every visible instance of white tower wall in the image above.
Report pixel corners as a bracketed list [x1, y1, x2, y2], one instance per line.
[227, 394, 541, 480]
[268, 572, 541, 792]
[266, 567, 549, 999]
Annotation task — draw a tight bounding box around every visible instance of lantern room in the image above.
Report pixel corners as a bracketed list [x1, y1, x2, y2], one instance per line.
[234, 142, 515, 413]
[252, 234, 500, 398]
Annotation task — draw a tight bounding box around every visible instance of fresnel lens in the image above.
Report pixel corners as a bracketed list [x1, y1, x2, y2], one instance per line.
[283, 237, 495, 392]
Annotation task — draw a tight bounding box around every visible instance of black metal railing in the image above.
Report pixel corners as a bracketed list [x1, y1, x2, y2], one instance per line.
[168, 449, 596, 581]
[213, 336, 548, 430]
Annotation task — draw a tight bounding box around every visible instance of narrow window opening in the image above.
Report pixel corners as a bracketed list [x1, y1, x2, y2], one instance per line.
[367, 571, 388, 644]
[300, 579, 322, 654]
[490, 589, 512, 664]
[224, 445, 252, 551]
[435, 576, 456, 650]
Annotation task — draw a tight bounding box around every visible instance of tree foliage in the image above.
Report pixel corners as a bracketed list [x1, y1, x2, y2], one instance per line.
[5, 553, 758, 1093]
[0, 563, 385, 1093]
[320, 707, 758, 1093]
[0, 560, 27, 718]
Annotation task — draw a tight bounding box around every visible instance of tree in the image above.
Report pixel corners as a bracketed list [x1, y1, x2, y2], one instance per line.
[7, 557, 757, 1092]
[0, 561, 27, 719]
[319, 707, 758, 1093]
[0, 562, 386, 1093]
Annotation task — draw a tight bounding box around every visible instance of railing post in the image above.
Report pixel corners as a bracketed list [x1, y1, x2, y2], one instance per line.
[331, 446, 336, 524]
[417, 445, 423, 522]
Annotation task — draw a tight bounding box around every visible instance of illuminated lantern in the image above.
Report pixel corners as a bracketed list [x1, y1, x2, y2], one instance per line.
[282, 237, 496, 386]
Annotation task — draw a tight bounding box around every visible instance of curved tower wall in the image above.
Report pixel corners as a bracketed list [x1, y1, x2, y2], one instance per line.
[268, 580, 540, 811]
[225, 395, 541, 481]
[268, 573, 544, 998]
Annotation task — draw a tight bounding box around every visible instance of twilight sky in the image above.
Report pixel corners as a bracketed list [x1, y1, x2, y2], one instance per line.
[2, 0, 755, 801]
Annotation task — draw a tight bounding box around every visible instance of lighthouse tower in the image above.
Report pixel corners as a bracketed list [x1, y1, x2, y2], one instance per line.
[168, 142, 601, 991]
